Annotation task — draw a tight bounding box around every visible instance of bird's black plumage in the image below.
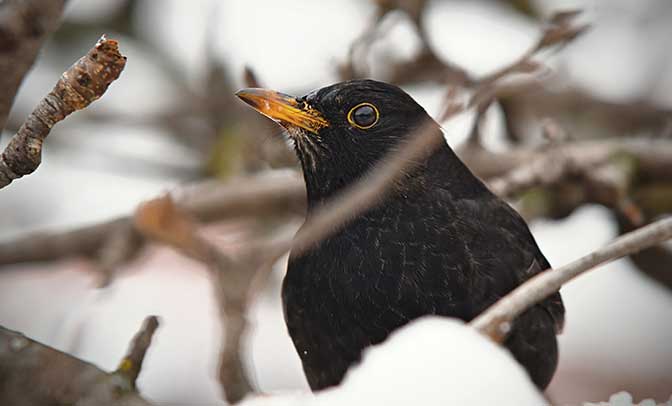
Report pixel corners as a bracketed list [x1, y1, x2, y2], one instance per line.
[236, 80, 565, 391]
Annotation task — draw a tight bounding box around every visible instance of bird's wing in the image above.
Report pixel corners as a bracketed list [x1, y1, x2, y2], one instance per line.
[448, 195, 566, 334]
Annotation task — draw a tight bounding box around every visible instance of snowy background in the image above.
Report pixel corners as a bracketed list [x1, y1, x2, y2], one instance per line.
[1, 0, 672, 404]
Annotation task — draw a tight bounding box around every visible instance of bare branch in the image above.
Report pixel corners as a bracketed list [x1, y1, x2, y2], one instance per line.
[0, 0, 66, 133]
[377, 6, 670, 143]
[617, 215, 672, 291]
[464, 97, 494, 146]
[95, 221, 145, 287]
[0, 171, 305, 267]
[459, 137, 672, 183]
[116, 316, 160, 389]
[476, 10, 588, 90]
[215, 259, 256, 404]
[486, 143, 610, 198]
[478, 136, 648, 222]
[342, 0, 471, 86]
[536, 10, 589, 50]
[0, 35, 127, 189]
[134, 196, 255, 403]
[243, 65, 263, 88]
[0, 324, 153, 406]
[338, 1, 397, 80]
[471, 216, 672, 341]
[4, 135, 672, 268]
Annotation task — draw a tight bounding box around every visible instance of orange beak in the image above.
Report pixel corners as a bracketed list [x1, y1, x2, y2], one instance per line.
[236, 88, 329, 134]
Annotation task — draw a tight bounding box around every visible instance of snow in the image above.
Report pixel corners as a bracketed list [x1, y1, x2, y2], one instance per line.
[584, 391, 672, 406]
[241, 317, 545, 406]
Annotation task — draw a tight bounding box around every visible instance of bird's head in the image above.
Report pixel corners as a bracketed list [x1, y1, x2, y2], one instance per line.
[236, 79, 440, 204]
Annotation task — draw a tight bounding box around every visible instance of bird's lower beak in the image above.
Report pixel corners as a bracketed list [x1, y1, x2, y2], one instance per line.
[236, 88, 329, 134]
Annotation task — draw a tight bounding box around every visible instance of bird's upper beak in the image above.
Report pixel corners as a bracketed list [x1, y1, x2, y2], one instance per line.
[236, 88, 329, 134]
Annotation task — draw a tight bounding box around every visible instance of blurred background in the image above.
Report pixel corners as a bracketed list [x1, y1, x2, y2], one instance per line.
[1, 0, 671, 404]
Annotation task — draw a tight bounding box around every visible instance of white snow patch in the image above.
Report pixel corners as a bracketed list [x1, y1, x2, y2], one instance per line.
[584, 391, 672, 406]
[242, 317, 545, 406]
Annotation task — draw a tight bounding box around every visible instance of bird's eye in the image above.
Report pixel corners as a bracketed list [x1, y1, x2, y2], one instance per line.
[347, 103, 379, 130]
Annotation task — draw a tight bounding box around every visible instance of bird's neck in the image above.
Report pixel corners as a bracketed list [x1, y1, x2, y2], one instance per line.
[422, 142, 491, 198]
[302, 141, 490, 212]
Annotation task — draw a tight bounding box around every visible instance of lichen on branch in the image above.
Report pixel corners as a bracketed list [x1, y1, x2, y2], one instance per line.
[0, 34, 126, 189]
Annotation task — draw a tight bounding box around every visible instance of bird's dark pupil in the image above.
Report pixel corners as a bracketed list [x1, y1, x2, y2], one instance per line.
[353, 105, 376, 127]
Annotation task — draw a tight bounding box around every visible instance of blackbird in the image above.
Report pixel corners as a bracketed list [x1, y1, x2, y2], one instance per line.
[236, 80, 565, 391]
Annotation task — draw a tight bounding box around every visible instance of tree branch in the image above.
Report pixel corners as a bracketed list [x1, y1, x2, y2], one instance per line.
[0, 320, 155, 406]
[370, 4, 669, 140]
[134, 196, 256, 404]
[0, 171, 305, 267]
[616, 209, 672, 291]
[470, 216, 672, 341]
[0, 0, 66, 133]
[116, 316, 160, 389]
[459, 137, 672, 183]
[4, 137, 672, 269]
[0, 35, 126, 189]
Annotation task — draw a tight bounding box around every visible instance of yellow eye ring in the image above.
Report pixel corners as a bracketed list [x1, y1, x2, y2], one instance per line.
[347, 102, 379, 130]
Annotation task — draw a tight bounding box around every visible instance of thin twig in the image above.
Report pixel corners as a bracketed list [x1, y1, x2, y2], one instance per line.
[243, 65, 263, 88]
[471, 216, 672, 341]
[475, 10, 588, 90]
[116, 316, 160, 389]
[338, 2, 395, 80]
[95, 221, 145, 287]
[464, 97, 494, 146]
[467, 10, 588, 114]
[0, 35, 126, 189]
